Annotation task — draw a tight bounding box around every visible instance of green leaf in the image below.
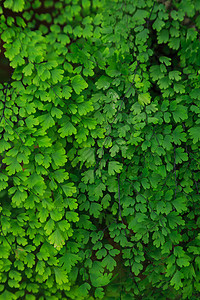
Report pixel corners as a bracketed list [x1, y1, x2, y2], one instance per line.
[95, 75, 112, 90]
[62, 183, 76, 196]
[90, 266, 112, 287]
[78, 283, 91, 297]
[131, 262, 143, 276]
[170, 270, 183, 290]
[89, 203, 102, 218]
[153, 18, 165, 32]
[110, 144, 119, 157]
[40, 113, 55, 130]
[79, 147, 95, 166]
[77, 101, 93, 116]
[102, 254, 117, 271]
[106, 63, 120, 77]
[167, 212, 185, 229]
[188, 126, 200, 144]
[176, 256, 190, 267]
[50, 210, 64, 222]
[174, 83, 185, 94]
[108, 161, 123, 175]
[60, 252, 81, 273]
[96, 248, 107, 260]
[172, 197, 187, 213]
[37, 136, 52, 147]
[0, 181, 8, 191]
[38, 207, 49, 223]
[175, 148, 188, 164]
[44, 219, 55, 235]
[51, 145, 67, 167]
[51, 69, 64, 84]
[158, 29, 169, 44]
[58, 121, 77, 137]
[36, 261, 45, 275]
[62, 86, 72, 99]
[95, 287, 105, 299]
[2, 157, 22, 175]
[158, 76, 171, 89]
[53, 169, 69, 183]
[24, 253, 35, 268]
[54, 267, 69, 285]
[0, 140, 11, 152]
[118, 125, 130, 138]
[172, 105, 188, 122]
[64, 198, 78, 210]
[169, 71, 181, 81]
[187, 28, 198, 41]
[168, 37, 180, 50]
[49, 229, 65, 250]
[51, 107, 63, 119]
[9, 270, 21, 281]
[65, 211, 79, 222]
[23, 63, 34, 76]
[4, 0, 25, 12]
[159, 56, 171, 66]
[174, 246, 185, 258]
[138, 93, 151, 106]
[101, 194, 111, 209]
[71, 75, 88, 94]
[82, 169, 94, 184]
[0, 290, 17, 300]
[10, 55, 25, 68]
[172, 125, 186, 145]
[35, 153, 44, 165]
[12, 190, 28, 206]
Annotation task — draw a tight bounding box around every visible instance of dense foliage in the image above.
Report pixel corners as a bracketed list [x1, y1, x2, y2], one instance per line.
[0, 0, 200, 299]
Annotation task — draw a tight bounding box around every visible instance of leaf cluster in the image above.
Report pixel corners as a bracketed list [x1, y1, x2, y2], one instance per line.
[0, 0, 200, 299]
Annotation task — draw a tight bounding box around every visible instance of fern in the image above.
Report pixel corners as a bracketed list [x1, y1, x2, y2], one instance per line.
[0, 0, 200, 299]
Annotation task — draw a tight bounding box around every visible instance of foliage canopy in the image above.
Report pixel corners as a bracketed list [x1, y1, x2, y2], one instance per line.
[0, 0, 200, 299]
